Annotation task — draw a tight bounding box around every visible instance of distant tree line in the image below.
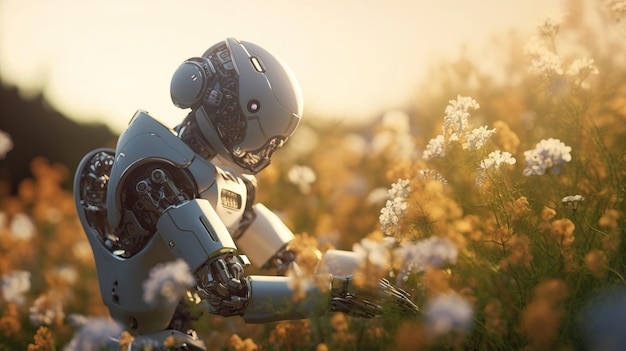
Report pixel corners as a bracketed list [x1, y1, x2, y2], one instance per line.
[0, 84, 117, 193]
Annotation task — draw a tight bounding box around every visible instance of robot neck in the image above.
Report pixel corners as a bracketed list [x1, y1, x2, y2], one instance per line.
[176, 113, 218, 160]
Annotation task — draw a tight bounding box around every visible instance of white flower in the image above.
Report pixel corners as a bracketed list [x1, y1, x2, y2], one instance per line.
[479, 150, 517, 170]
[562, 194, 585, 214]
[417, 169, 448, 184]
[0, 129, 13, 159]
[379, 179, 410, 236]
[476, 150, 517, 187]
[462, 126, 496, 151]
[143, 259, 195, 305]
[388, 178, 410, 199]
[443, 95, 480, 142]
[476, 151, 516, 187]
[63, 317, 123, 351]
[394, 237, 459, 276]
[609, 0, 626, 22]
[1, 270, 31, 305]
[536, 15, 561, 37]
[10, 213, 36, 240]
[562, 194, 585, 203]
[379, 198, 408, 235]
[528, 48, 564, 76]
[523, 138, 572, 176]
[422, 135, 445, 160]
[524, 35, 564, 76]
[567, 58, 599, 88]
[287, 164, 317, 194]
[366, 187, 389, 206]
[52, 266, 78, 285]
[426, 292, 474, 336]
[286, 268, 314, 293]
[29, 294, 64, 326]
[567, 58, 599, 76]
[352, 237, 393, 270]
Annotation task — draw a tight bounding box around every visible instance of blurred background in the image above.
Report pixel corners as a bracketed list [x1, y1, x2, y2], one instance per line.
[0, 0, 564, 191]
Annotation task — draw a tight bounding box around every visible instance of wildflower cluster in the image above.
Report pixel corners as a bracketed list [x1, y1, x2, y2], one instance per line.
[476, 150, 517, 187]
[423, 95, 498, 161]
[425, 292, 474, 337]
[394, 236, 459, 281]
[1, 270, 30, 305]
[525, 15, 600, 89]
[522, 138, 572, 176]
[379, 178, 410, 236]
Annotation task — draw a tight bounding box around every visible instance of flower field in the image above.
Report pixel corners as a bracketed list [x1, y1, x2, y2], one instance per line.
[1, 1, 626, 350]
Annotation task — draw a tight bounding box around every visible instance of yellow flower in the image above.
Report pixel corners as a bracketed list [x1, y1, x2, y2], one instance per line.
[228, 334, 259, 351]
[550, 218, 575, 248]
[500, 234, 533, 271]
[520, 280, 569, 350]
[316, 343, 329, 351]
[541, 206, 557, 222]
[492, 120, 520, 154]
[269, 320, 311, 349]
[118, 331, 135, 350]
[0, 303, 21, 337]
[511, 196, 532, 222]
[585, 249, 608, 278]
[484, 300, 508, 337]
[27, 326, 54, 351]
[599, 209, 621, 229]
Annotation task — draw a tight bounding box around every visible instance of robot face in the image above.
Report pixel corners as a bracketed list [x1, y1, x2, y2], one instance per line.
[231, 136, 286, 173]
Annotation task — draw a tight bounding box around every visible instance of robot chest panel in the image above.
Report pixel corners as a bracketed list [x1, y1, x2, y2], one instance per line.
[200, 167, 248, 232]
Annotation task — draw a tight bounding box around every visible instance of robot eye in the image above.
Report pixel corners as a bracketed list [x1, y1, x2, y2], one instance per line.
[247, 99, 261, 113]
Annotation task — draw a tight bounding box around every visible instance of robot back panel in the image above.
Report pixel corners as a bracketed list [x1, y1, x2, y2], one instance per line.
[74, 148, 182, 333]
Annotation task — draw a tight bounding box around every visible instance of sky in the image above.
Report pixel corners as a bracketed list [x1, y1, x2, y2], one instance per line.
[0, 0, 565, 133]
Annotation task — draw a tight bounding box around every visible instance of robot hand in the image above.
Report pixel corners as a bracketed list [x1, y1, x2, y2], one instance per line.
[329, 275, 420, 319]
[196, 254, 251, 317]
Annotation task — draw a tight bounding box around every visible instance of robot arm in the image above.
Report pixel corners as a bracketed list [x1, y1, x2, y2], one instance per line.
[235, 203, 420, 320]
[156, 198, 332, 322]
[235, 203, 300, 274]
[160, 198, 418, 324]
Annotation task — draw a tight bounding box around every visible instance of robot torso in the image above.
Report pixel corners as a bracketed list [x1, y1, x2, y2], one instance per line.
[74, 111, 254, 333]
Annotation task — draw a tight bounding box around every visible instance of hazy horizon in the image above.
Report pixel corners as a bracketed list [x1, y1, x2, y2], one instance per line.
[0, 0, 565, 133]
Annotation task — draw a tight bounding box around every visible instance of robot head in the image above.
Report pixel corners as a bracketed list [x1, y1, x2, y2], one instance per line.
[170, 38, 303, 174]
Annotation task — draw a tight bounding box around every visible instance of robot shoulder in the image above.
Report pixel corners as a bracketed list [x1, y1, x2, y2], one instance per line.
[105, 111, 201, 228]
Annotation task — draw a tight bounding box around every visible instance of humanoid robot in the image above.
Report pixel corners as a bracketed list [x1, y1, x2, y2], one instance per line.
[74, 38, 418, 350]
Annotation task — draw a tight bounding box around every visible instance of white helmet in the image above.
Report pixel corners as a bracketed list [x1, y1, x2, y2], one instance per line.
[170, 38, 303, 173]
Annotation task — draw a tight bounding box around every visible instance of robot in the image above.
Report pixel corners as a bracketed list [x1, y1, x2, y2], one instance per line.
[74, 38, 418, 350]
